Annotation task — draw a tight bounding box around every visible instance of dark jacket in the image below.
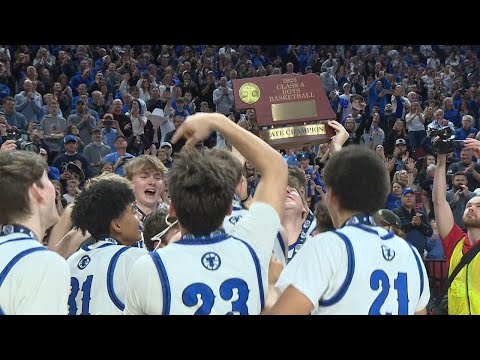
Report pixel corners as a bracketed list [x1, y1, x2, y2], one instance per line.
[392, 205, 433, 256]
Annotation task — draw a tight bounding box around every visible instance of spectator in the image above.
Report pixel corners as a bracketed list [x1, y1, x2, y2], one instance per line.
[447, 147, 480, 192]
[83, 128, 112, 177]
[14, 79, 42, 123]
[66, 99, 96, 147]
[52, 134, 91, 184]
[2, 96, 27, 132]
[102, 135, 134, 176]
[393, 187, 433, 256]
[424, 213, 446, 260]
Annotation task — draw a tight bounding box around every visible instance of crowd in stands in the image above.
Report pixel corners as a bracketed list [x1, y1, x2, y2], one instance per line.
[2, 44, 480, 314]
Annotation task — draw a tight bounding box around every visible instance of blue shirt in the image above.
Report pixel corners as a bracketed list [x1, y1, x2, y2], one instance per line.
[103, 152, 135, 176]
[102, 128, 118, 151]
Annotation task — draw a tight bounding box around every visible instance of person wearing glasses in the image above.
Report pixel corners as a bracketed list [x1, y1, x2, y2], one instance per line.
[67, 175, 146, 315]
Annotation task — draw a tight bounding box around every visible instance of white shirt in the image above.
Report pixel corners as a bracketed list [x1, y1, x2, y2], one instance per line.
[223, 199, 248, 235]
[67, 240, 146, 315]
[124, 202, 280, 315]
[126, 113, 147, 136]
[0, 229, 70, 315]
[276, 224, 430, 315]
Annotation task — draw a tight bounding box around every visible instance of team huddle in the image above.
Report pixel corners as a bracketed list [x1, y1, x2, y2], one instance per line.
[0, 112, 431, 315]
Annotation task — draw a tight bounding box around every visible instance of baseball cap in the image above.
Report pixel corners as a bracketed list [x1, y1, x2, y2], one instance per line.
[402, 187, 415, 196]
[395, 138, 406, 146]
[64, 135, 77, 144]
[160, 141, 172, 149]
[66, 162, 85, 182]
[374, 209, 401, 229]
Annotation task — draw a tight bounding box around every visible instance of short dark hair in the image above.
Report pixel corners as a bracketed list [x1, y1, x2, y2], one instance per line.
[0, 151, 48, 224]
[350, 94, 364, 104]
[71, 180, 135, 238]
[323, 145, 389, 214]
[143, 208, 169, 252]
[453, 171, 468, 180]
[168, 148, 238, 235]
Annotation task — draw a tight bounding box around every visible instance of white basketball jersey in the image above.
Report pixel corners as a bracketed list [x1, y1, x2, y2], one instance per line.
[67, 241, 146, 315]
[277, 224, 430, 315]
[223, 201, 248, 235]
[272, 211, 317, 266]
[149, 231, 265, 315]
[0, 227, 70, 315]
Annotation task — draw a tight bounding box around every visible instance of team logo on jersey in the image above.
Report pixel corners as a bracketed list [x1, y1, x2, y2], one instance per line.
[381, 245, 395, 261]
[77, 255, 91, 269]
[201, 252, 221, 271]
[228, 215, 242, 225]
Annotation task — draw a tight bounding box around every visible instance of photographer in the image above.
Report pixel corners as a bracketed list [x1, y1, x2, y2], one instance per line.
[433, 138, 480, 315]
[0, 119, 44, 155]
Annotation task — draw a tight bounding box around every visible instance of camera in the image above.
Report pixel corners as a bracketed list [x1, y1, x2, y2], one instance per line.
[6, 129, 18, 141]
[104, 120, 113, 126]
[427, 126, 465, 154]
[5, 129, 40, 153]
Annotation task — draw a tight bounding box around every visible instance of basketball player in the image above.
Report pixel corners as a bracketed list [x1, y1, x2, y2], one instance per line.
[268, 146, 430, 315]
[0, 151, 70, 314]
[67, 177, 146, 315]
[124, 112, 287, 315]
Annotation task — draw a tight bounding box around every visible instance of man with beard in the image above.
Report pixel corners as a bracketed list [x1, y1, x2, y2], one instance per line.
[433, 138, 480, 314]
[446, 172, 476, 231]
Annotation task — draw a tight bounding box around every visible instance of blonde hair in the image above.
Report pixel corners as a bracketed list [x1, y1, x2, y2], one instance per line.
[124, 155, 168, 181]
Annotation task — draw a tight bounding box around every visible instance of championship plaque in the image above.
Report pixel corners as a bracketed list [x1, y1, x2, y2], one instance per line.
[233, 74, 335, 149]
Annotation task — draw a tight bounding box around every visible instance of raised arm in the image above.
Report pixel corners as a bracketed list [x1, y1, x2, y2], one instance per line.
[172, 112, 287, 218]
[432, 154, 455, 239]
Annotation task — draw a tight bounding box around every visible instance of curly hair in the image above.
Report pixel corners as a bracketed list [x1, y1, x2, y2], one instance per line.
[71, 180, 135, 237]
